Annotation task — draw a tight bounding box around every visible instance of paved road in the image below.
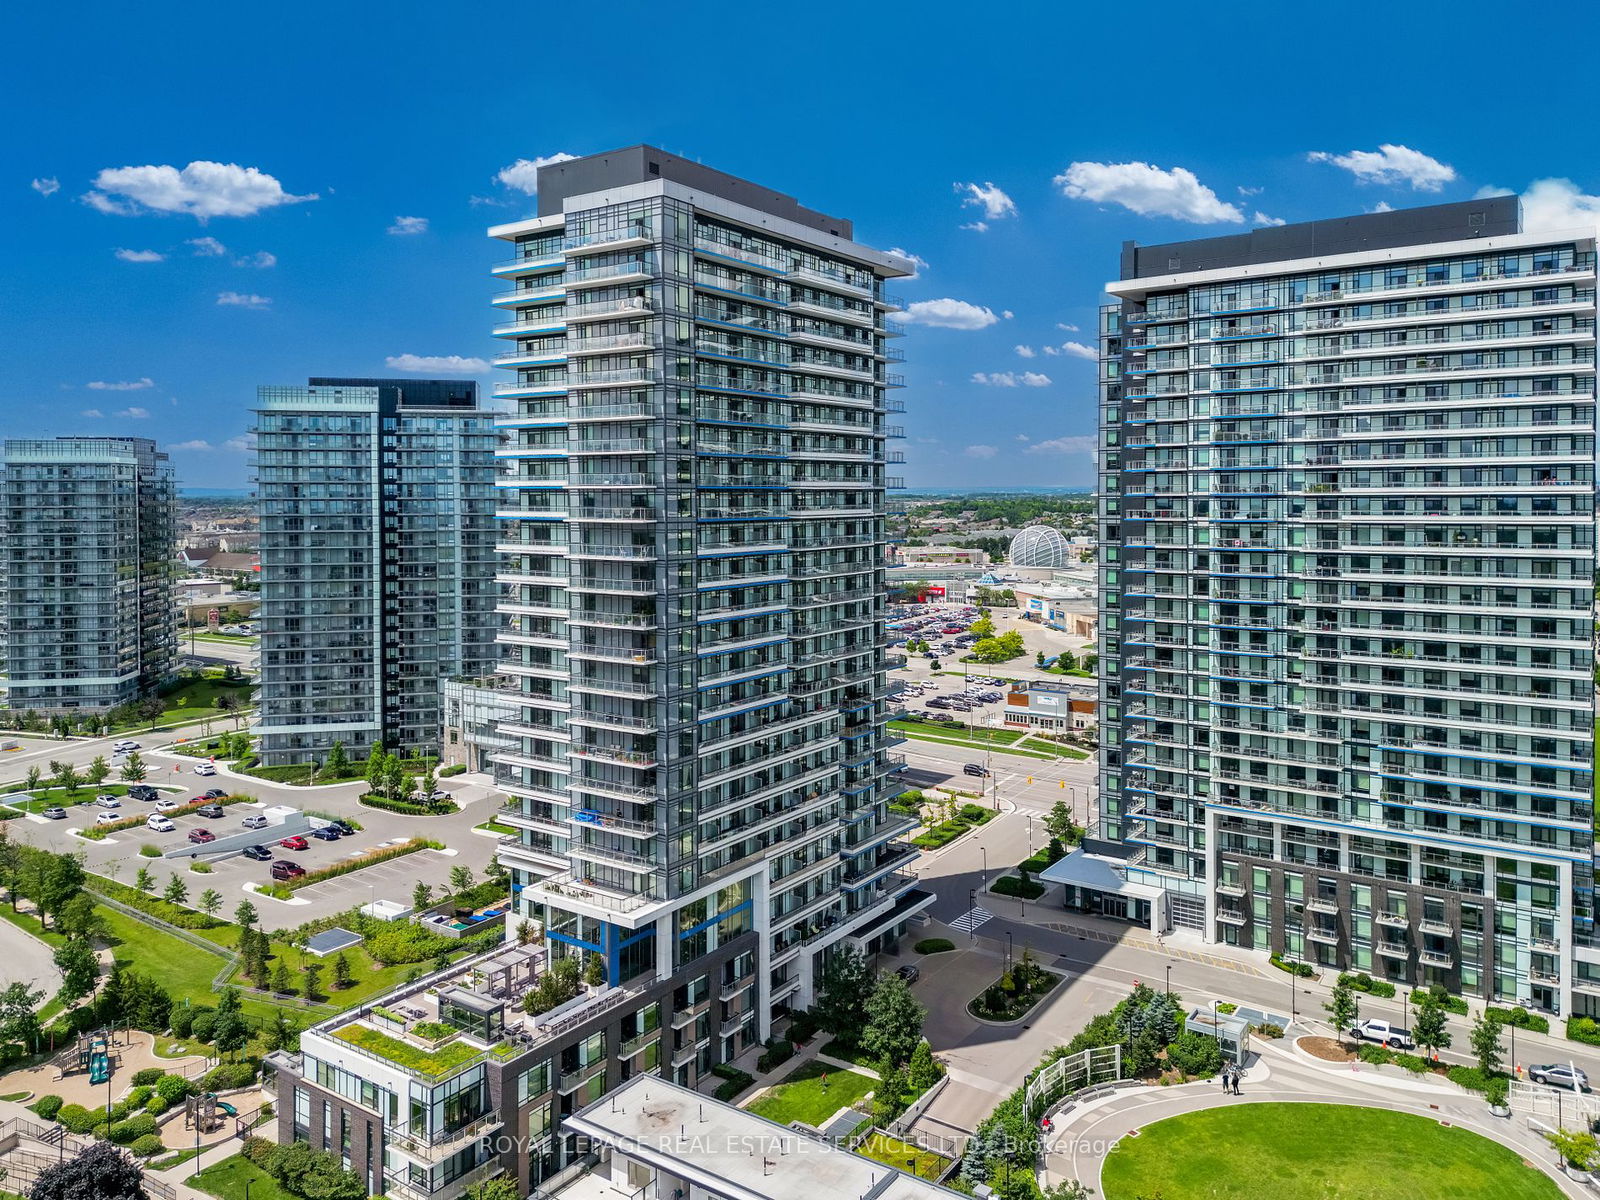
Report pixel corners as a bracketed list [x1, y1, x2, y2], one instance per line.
[0, 914, 61, 998]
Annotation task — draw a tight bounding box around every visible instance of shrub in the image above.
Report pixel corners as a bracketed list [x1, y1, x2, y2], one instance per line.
[138, 845, 162, 858]
[191, 1013, 218, 1043]
[1487, 1005, 1549, 1034]
[241, 1136, 277, 1167]
[129, 1133, 165, 1157]
[1485, 1076, 1511, 1107]
[757, 1039, 794, 1073]
[367, 921, 456, 966]
[712, 1066, 754, 1102]
[169, 1006, 198, 1038]
[108, 1113, 158, 1143]
[1392, 1052, 1433, 1074]
[1568, 1016, 1600, 1047]
[438, 763, 467, 777]
[1338, 972, 1396, 999]
[155, 1073, 193, 1104]
[1446, 1065, 1497, 1093]
[1254, 1023, 1285, 1040]
[131, 1067, 163, 1086]
[273, 837, 441, 893]
[1215, 1002, 1238, 1015]
[957, 804, 994, 824]
[1165, 1030, 1222, 1077]
[126, 1086, 153, 1108]
[990, 875, 1045, 899]
[1268, 953, 1314, 978]
[1409, 984, 1468, 1016]
[1357, 1044, 1393, 1066]
[33, 1094, 63, 1121]
[56, 1103, 99, 1134]
[190, 861, 213, 873]
[359, 794, 459, 817]
[146, 1096, 169, 1115]
[914, 938, 955, 955]
[202, 1061, 259, 1091]
[786, 1009, 818, 1044]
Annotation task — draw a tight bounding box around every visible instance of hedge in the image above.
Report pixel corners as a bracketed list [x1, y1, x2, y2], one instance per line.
[358, 794, 459, 817]
[711, 1064, 754, 1101]
[202, 1061, 260, 1091]
[260, 837, 441, 897]
[438, 764, 467, 778]
[1567, 1016, 1600, 1047]
[129, 1134, 165, 1157]
[756, 1039, 794, 1073]
[131, 1067, 163, 1087]
[1268, 953, 1315, 978]
[1338, 972, 1396, 999]
[80, 793, 253, 840]
[914, 938, 954, 954]
[1486, 1005, 1549, 1034]
[108, 1113, 158, 1144]
[990, 875, 1045, 899]
[1409, 986, 1468, 1016]
[32, 1095, 62, 1121]
[56, 1104, 100, 1134]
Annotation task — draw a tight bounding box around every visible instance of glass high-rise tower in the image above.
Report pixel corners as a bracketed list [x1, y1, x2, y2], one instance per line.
[254, 378, 498, 765]
[488, 147, 927, 1051]
[1091, 197, 1598, 1016]
[0, 436, 176, 711]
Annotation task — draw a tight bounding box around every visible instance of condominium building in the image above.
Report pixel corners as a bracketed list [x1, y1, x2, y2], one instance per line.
[254, 378, 498, 765]
[0, 436, 176, 711]
[1087, 196, 1597, 1015]
[488, 147, 928, 1053]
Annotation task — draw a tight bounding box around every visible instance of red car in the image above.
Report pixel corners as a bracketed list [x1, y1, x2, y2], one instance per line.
[271, 861, 305, 881]
[280, 835, 309, 851]
[187, 828, 216, 844]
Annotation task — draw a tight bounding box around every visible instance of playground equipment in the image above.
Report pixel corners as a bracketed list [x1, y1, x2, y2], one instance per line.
[184, 1092, 236, 1133]
[77, 1036, 111, 1085]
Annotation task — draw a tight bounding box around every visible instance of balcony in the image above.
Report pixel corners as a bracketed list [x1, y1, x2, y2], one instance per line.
[1417, 918, 1453, 937]
[1377, 941, 1410, 959]
[388, 1112, 505, 1161]
[1418, 948, 1454, 969]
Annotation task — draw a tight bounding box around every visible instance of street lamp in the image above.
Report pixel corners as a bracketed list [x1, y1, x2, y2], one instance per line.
[1165, 964, 1172, 999]
[1006, 931, 1014, 971]
[981, 846, 988, 885]
[969, 888, 977, 943]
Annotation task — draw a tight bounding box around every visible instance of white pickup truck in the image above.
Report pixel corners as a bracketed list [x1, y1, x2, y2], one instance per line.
[1350, 1019, 1415, 1049]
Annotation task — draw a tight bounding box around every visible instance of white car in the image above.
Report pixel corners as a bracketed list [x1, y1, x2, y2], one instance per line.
[193, 763, 217, 777]
[146, 815, 175, 832]
[94, 811, 123, 825]
[94, 794, 121, 809]
[154, 798, 180, 813]
[1350, 1019, 1414, 1049]
[112, 740, 140, 753]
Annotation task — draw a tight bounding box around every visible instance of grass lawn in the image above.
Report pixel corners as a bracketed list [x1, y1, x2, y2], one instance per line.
[888, 721, 1059, 761]
[1100, 1104, 1562, 1200]
[100, 907, 229, 1000]
[819, 1039, 880, 1069]
[476, 820, 515, 836]
[746, 1060, 875, 1127]
[1, 784, 177, 813]
[856, 1132, 951, 1182]
[111, 677, 254, 733]
[193, 1154, 299, 1200]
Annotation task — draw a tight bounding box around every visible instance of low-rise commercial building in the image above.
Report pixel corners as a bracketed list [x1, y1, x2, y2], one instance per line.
[1002, 680, 1097, 731]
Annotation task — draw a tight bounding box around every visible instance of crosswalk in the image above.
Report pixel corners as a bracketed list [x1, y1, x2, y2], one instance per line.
[950, 905, 994, 933]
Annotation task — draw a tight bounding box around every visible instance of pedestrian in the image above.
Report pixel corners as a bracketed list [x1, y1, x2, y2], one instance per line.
[1232, 1068, 1241, 1095]
[1221, 1067, 1229, 1094]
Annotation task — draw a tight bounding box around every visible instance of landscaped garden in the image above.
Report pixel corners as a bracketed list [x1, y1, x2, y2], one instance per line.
[1099, 1103, 1562, 1200]
[747, 1060, 876, 1126]
[911, 801, 996, 850]
[855, 1131, 951, 1181]
[968, 951, 1061, 1021]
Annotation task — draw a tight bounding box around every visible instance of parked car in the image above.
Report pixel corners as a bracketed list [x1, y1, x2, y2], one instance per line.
[193, 763, 217, 777]
[271, 861, 306, 881]
[112, 740, 141, 753]
[188, 828, 216, 844]
[1350, 1020, 1414, 1049]
[202, 789, 227, 800]
[427, 789, 451, 802]
[280, 835, 309, 851]
[196, 803, 225, 819]
[146, 815, 175, 832]
[310, 826, 342, 841]
[1530, 1063, 1591, 1091]
[41, 806, 67, 820]
[94, 811, 122, 825]
[154, 798, 180, 812]
[896, 964, 921, 984]
[963, 762, 991, 777]
[241, 844, 273, 862]
[94, 794, 121, 809]
[128, 786, 158, 802]
[328, 820, 356, 836]
[241, 814, 269, 830]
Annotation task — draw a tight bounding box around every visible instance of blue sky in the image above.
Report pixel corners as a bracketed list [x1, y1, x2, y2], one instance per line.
[6, 0, 1600, 489]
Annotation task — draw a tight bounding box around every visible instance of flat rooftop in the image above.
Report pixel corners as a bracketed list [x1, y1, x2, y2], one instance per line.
[565, 1076, 962, 1200]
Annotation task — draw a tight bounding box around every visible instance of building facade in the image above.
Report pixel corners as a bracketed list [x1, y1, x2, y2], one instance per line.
[0, 436, 176, 711]
[488, 147, 929, 1058]
[1094, 197, 1598, 1016]
[254, 379, 498, 765]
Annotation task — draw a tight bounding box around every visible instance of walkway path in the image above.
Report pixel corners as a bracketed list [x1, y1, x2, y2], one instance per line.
[0, 912, 61, 999]
[1045, 1035, 1584, 1198]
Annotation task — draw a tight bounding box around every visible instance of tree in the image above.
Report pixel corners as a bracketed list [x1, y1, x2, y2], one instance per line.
[303, 963, 324, 1002]
[1044, 799, 1081, 847]
[138, 696, 167, 730]
[331, 952, 352, 990]
[1413, 994, 1452, 1060]
[382, 754, 406, 802]
[119, 752, 147, 783]
[412, 881, 433, 911]
[198, 888, 223, 918]
[57, 893, 105, 943]
[86, 755, 110, 787]
[1325, 979, 1360, 1046]
[1471, 1013, 1505, 1075]
[163, 874, 189, 906]
[907, 1039, 941, 1092]
[420, 758, 438, 804]
[216, 692, 241, 729]
[814, 944, 873, 1048]
[53, 939, 99, 1007]
[24, 766, 41, 793]
[0, 981, 44, 1050]
[969, 615, 996, 639]
[584, 953, 606, 988]
[271, 962, 293, 996]
[449, 865, 474, 894]
[463, 1179, 522, 1200]
[872, 1064, 909, 1126]
[38, 854, 86, 928]
[29, 1140, 148, 1200]
[262, 1010, 298, 1054]
[365, 743, 387, 794]
[51, 760, 82, 796]
[325, 740, 349, 778]
[861, 972, 927, 1069]
[1545, 1128, 1599, 1173]
[234, 899, 258, 930]
[134, 866, 154, 893]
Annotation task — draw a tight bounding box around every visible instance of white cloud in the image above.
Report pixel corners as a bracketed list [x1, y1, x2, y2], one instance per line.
[1253, 212, 1286, 227]
[114, 248, 165, 263]
[114, 406, 151, 419]
[385, 354, 489, 374]
[899, 298, 1000, 330]
[1014, 345, 1036, 358]
[886, 247, 927, 278]
[1237, 185, 1263, 197]
[965, 444, 998, 459]
[1043, 342, 1097, 361]
[235, 250, 276, 268]
[87, 377, 154, 391]
[960, 221, 989, 233]
[469, 194, 514, 208]
[85, 161, 316, 219]
[217, 291, 271, 309]
[1306, 144, 1455, 192]
[169, 440, 212, 451]
[1016, 434, 1031, 442]
[388, 215, 429, 236]
[1002, 310, 1015, 320]
[954, 181, 1017, 224]
[1516, 178, 1600, 235]
[1055, 161, 1244, 224]
[224, 435, 255, 453]
[496, 153, 577, 195]
[1025, 435, 1097, 455]
[971, 371, 1051, 388]
[187, 236, 227, 257]
[1056, 322, 1080, 332]
[79, 408, 103, 418]
[1371, 201, 1394, 214]
[31, 177, 60, 196]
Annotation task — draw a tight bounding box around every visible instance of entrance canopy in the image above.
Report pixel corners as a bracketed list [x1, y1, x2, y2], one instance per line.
[1039, 848, 1166, 902]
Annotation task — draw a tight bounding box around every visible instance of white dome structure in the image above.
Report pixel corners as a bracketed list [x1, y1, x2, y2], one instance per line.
[1009, 524, 1072, 568]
